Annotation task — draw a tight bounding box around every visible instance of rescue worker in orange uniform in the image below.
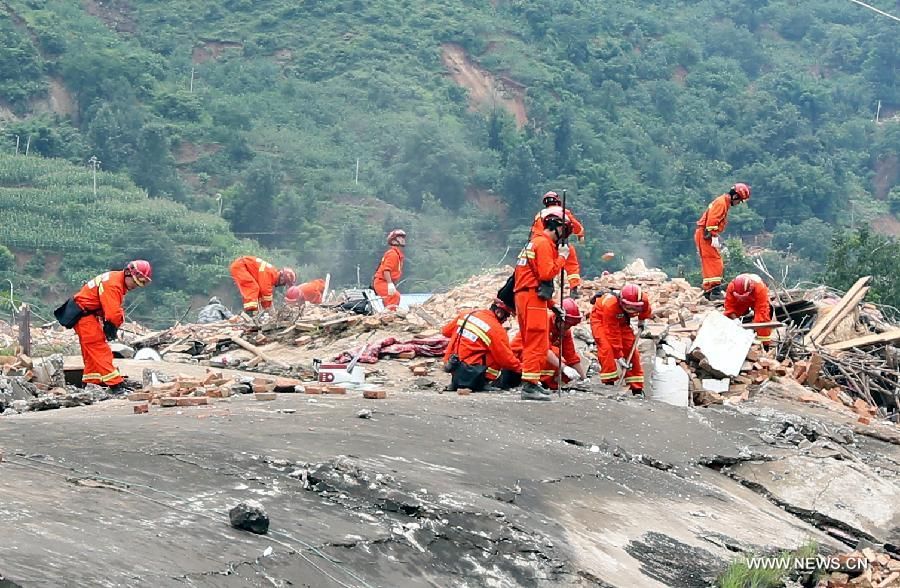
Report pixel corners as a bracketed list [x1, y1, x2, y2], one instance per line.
[511, 298, 587, 389]
[515, 206, 572, 401]
[441, 298, 520, 392]
[67, 260, 152, 392]
[530, 191, 586, 297]
[372, 229, 405, 311]
[285, 279, 326, 306]
[695, 183, 751, 299]
[591, 283, 652, 396]
[725, 273, 773, 348]
[229, 256, 296, 315]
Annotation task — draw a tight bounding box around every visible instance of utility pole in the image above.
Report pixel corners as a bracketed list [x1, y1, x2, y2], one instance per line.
[190, 67, 195, 94]
[14, 135, 19, 155]
[17, 303, 31, 357]
[355, 158, 360, 185]
[215, 192, 223, 216]
[876, 100, 882, 123]
[88, 155, 101, 197]
[356, 264, 361, 288]
[24, 136, 30, 156]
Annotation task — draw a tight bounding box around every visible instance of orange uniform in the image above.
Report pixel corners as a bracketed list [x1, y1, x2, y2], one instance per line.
[695, 194, 732, 292]
[724, 275, 773, 346]
[511, 312, 580, 388]
[297, 279, 326, 304]
[230, 256, 280, 313]
[590, 292, 651, 392]
[441, 309, 520, 380]
[514, 234, 566, 384]
[72, 271, 128, 386]
[372, 246, 404, 310]
[530, 210, 585, 289]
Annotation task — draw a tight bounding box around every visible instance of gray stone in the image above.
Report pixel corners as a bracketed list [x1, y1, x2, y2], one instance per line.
[229, 501, 269, 534]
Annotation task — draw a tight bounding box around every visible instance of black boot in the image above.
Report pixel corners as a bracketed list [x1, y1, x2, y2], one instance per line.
[521, 381, 551, 401]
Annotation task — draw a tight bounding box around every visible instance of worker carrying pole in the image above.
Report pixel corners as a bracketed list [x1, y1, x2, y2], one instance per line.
[53, 260, 153, 394]
[694, 183, 751, 300]
[514, 206, 572, 401]
[530, 191, 586, 298]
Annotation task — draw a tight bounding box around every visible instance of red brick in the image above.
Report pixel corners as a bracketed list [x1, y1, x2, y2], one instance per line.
[305, 385, 324, 395]
[363, 389, 386, 399]
[255, 392, 277, 401]
[412, 367, 429, 376]
[274, 377, 301, 391]
[160, 397, 178, 407]
[457, 389, 471, 396]
[252, 383, 273, 394]
[857, 416, 872, 426]
[128, 392, 151, 402]
[176, 397, 208, 407]
[326, 386, 347, 395]
[133, 403, 149, 414]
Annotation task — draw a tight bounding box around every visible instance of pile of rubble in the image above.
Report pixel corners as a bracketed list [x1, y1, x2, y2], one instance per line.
[818, 547, 900, 587]
[0, 354, 109, 415]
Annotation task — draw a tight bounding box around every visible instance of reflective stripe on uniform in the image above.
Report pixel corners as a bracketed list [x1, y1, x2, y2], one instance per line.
[702, 277, 722, 284]
[486, 367, 500, 377]
[705, 225, 718, 231]
[244, 301, 259, 311]
[100, 369, 121, 382]
[599, 370, 619, 380]
[567, 274, 580, 281]
[624, 376, 644, 384]
[456, 315, 492, 346]
[522, 371, 542, 382]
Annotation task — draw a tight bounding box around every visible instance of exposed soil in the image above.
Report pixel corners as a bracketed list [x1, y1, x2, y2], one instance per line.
[192, 39, 244, 64]
[30, 78, 78, 122]
[81, 0, 136, 34]
[871, 214, 900, 237]
[672, 65, 688, 86]
[441, 43, 527, 128]
[174, 141, 222, 166]
[873, 154, 899, 201]
[466, 187, 508, 220]
[272, 48, 293, 64]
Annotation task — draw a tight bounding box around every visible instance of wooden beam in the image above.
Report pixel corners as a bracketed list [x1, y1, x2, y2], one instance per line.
[741, 321, 783, 330]
[805, 276, 872, 346]
[824, 328, 900, 351]
[230, 335, 290, 369]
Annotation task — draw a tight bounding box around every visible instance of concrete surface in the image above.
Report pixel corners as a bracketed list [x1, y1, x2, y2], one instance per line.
[1, 367, 899, 587]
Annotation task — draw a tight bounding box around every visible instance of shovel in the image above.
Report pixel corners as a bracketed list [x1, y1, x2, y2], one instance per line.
[615, 325, 644, 396]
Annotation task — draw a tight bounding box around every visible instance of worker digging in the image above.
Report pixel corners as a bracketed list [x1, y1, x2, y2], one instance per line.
[694, 182, 751, 300]
[229, 256, 296, 317]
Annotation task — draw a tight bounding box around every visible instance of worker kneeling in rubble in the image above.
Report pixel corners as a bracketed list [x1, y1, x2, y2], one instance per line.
[197, 296, 233, 323]
[373, 229, 406, 311]
[724, 273, 773, 348]
[229, 256, 295, 316]
[285, 278, 326, 306]
[441, 298, 520, 392]
[511, 298, 587, 389]
[591, 284, 651, 396]
[54, 260, 152, 393]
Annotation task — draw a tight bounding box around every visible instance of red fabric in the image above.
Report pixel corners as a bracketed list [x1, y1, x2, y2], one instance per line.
[373, 246, 404, 310]
[230, 256, 280, 311]
[590, 293, 650, 391]
[333, 336, 448, 364]
[725, 276, 772, 345]
[694, 228, 724, 292]
[513, 290, 553, 384]
[441, 309, 520, 380]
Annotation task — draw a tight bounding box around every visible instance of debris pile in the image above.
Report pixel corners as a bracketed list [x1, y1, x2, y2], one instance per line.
[817, 548, 900, 587]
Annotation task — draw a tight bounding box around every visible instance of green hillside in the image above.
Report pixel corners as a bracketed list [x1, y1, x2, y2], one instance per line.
[2, 0, 900, 299]
[0, 153, 257, 325]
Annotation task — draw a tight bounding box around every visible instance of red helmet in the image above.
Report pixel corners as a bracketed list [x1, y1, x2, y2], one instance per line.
[540, 206, 574, 236]
[731, 183, 751, 201]
[620, 283, 645, 313]
[492, 297, 514, 317]
[732, 273, 760, 299]
[125, 260, 152, 287]
[285, 285, 302, 305]
[561, 297, 582, 326]
[280, 267, 296, 286]
[542, 191, 561, 207]
[387, 229, 407, 246]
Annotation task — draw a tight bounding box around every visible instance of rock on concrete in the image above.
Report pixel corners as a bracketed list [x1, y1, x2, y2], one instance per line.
[229, 501, 270, 534]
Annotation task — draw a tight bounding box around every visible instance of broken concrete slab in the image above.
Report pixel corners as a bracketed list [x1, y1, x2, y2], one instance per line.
[689, 311, 755, 377]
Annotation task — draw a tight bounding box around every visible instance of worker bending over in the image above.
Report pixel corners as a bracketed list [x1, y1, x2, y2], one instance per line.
[441, 298, 520, 392]
[197, 296, 233, 323]
[511, 297, 587, 389]
[285, 278, 326, 306]
[724, 273, 773, 348]
[695, 183, 751, 299]
[373, 229, 406, 311]
[591, 283, 652, 396]
[229, 256, 295, 316]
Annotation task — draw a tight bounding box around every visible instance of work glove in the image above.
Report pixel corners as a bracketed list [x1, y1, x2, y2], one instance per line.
[387, 283, 397, 296]
[557, 244, 570, 259]
[616, 357, 632, 371]
[103, 321, 118, 341]
[711, 236, 721, 250]
[562, 366, 579, 380]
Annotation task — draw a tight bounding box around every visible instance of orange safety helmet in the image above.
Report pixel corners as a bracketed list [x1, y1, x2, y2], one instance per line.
[560, 297, 582, 326]
[125, 260, 152, 287]
[285, 285, 303, 305]
[730, 183, 751, 201]
[620, 283, 645, 313]
[279, 267, 296, 287]
[387, 229, 407, 246]
[732, 273, 760, 299]
[542, 191, 562, 207]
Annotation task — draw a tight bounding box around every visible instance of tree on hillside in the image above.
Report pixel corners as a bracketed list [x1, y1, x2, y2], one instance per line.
[825, 228, 900, 308]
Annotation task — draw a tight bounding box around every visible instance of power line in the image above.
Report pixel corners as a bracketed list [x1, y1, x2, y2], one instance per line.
[848, 0, 900, 23]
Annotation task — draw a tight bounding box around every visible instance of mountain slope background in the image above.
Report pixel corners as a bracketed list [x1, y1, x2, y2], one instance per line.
[1, 0, 900, 322]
